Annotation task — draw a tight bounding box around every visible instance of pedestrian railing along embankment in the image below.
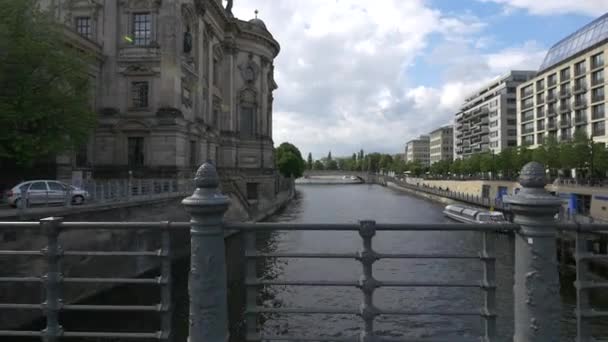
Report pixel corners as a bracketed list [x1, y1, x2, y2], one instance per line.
[1, 162, 608, 341]
[386, 176, 505, 210]
[12, 178, 193, 217]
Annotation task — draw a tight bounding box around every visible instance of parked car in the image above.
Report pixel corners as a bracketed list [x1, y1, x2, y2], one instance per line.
[4, 180, 90, 208]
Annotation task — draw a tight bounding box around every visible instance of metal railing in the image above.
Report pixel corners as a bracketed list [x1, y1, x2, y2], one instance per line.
[13, 178, 193, 218]
[0, 219, 175, 340]
[237, 221, 504, 341]
[1, 162, 608, 341]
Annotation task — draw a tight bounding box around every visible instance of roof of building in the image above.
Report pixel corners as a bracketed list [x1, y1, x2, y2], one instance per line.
[539, 13, 608, 71]
[248, 18, 267, 29]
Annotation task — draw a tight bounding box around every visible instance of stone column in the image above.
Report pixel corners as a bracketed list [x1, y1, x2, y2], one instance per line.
[505, 162, 562, 342]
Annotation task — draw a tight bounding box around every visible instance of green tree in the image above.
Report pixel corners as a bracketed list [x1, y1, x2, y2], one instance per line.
[592, 143, 608, 178]
[313, 160, 325, 170]
[479, 153, 495, 174]
[379, 154, 393, 171]
[0, 0, 96, 166]
[559, 142, 576, 176]
[545, 135, 561, 175]
[326, 159, 338, 170]
[450, 159, 463, 175]
[275, 142, 305, 178]
[497, 147, 516, 177]
[327, 151, 332, 161]
[532, 144, 549, 168]
[572, 129, 591, 177]
[306, 152, 313, 170]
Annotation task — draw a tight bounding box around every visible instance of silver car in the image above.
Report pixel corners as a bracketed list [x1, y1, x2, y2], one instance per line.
[5, 180, 90, 208]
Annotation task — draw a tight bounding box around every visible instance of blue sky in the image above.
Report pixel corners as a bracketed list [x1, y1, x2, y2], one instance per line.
[233, 0, 608, 158]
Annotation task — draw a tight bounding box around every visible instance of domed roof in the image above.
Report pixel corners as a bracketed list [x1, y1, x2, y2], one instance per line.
[248, 18, 267, 30]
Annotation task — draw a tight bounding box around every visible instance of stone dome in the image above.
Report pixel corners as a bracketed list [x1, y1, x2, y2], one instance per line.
[248, 18, 267, 30]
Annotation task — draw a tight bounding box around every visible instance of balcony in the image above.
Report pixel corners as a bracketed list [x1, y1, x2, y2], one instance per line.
[537, 124, 545, 131]
[592, 77, 605, 87]
[547, 109, 557, 117]
[573, 100, 587, 109]
[536, 96, 545, 105]
[547, 93, 558, 102]
[559, 90, 571, 99]
[548, 80, 557, 87]
[592, 111, 605, 120]
[575, 67, 586, 76]
[522, 90, 534, 98]
[574, 84, 587, 94]
[548, 121, 557, 130]
[574, 115, 587, 124]
[537, 110, 545, 118]
[592, 95, 605, 103]
[559, 104, 571, 113]
[560, 119, 571, 128]
[521, 115, 534, 123]
[522, 128, 535, 134]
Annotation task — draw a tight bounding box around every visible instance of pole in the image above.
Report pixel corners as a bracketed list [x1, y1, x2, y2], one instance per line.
[505, 161, 562, 341]
[183, 162, 230, 342]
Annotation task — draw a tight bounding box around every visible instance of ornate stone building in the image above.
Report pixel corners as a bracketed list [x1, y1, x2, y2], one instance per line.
[38, 0, 285, 208]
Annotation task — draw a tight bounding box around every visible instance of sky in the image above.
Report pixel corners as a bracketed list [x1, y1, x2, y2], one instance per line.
[232, 0, 608, 159]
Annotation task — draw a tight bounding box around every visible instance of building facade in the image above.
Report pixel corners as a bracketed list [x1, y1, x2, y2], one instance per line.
[429, 126, 453, 164]
[454, 71, 536, 159]
[517, 14, 608, 148]
[405, 135, 430, 167]
[40, 0, 283, 202]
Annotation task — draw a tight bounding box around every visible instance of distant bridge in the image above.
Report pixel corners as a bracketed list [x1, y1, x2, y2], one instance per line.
[301, 170, 386, 185]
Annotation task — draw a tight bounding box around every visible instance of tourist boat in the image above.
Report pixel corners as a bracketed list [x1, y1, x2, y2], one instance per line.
[443, 204, 507, 224]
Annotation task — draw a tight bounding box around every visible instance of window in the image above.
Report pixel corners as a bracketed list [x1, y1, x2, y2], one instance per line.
[190, 140, 197, 166]
[213, 59, 220, 87]
[507, 119, 517, 125]
[575, 77, 587, 91]
[548, 103, 557, 114]
[537, 120, 545, 130]
[240, 106, 255, 137]
[29, 182, 47, 191]
[522, 135, 534, 145]
[575, 109, 587, 124]
[548, 74, 557, 86]
[507, 98, 516, 104]
[536, 79, 545, 91]
[508, 129, 517, 136]
[490, 131, 498, 138]
[48, 182, 66, 191]
[536, 93, 545, 104]
[522, 123, 534, 134]
[521, 109, 534, 122]
[521, 97, 534, 109]
[592, 86, 605, 102]
[560, 67, 570, 81]
[593, 121, 605, 137]
[133, 13, 151, 46]
[76, 17, 92, 38]
[592, 104, 605, 119]
[575, 60, 586, 76]
[592, 69, 604, 86]
[560, 83, 570, 95]
[128, 137, 144, 167]
[537, 107, 545, 118]
[537, 133, 545, 145]
[592, 52, 604, 69]
[489, 110, 498, 117]
[246, 183, 258, 200]
[131, 82, 149, 108]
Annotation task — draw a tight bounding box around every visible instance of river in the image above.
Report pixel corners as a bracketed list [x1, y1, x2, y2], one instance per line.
[13, 183, 608, 341]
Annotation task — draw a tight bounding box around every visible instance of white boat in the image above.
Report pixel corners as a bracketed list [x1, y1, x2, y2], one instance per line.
[443, 204, 507, 224]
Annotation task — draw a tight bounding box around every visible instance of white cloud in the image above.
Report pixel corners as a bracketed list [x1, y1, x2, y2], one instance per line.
[480, 0, 608, 16]
[232, 1, 544, 157]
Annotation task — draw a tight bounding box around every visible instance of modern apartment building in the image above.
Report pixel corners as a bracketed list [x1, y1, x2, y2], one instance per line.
[405, 135, 430, 167]
[455, 71, 536, 159]
[518, 13, 608, 147]
[429, 126, 454, 164]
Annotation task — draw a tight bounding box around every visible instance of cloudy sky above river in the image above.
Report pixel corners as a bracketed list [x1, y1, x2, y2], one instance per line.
[233, 0, 608, 158]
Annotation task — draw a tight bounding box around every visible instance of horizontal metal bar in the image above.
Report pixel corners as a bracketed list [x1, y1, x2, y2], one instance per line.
[228, 222, 518, 232]
[378, 253, 483, 260]
[63, 277, 165, 284]
[0, 303, 41, 310]
[63, 251, 163, 257]
[575, 281, 608, 289]
[0, 276, 41, 283]
[0, 222, 40, 230]
[63, 304, 164, 312]
[60, 222, 189, 231]
[578, 309, 608, 318]
[577, 253, 608, 261]
[247, 279, 487, 288]
[247, 252, 483, 260]
[247, 279, 357, 287]
[0, 250, 42, 256]
[0, 330, 41, 337]
[62, 331, 163, 339]
[249, 335, 479, 342]
[248, 307, 488, 317]
[247, 252, 357, 259]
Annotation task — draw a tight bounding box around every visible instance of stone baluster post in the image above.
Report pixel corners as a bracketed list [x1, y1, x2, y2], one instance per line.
[505, 162, 562, 342]
[182, 162, 230, 342]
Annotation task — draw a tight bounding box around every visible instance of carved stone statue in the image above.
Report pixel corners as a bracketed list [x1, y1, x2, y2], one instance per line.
[225, 0, 234, 17]
[183, 26, 193, 54]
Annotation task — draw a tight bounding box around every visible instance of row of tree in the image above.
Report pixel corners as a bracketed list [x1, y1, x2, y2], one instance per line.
[305, 131, 608, 179]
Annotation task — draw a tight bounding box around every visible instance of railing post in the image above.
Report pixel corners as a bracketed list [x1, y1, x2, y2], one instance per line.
[160, 222, 173, 341]
[505, 162, 562, 342]
[357, 220, 379, 342]
[182, 162, 230, 342]
[41, 217, 63, 342]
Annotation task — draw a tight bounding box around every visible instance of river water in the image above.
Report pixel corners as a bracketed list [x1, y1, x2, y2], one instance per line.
[13, 183, 608, 341]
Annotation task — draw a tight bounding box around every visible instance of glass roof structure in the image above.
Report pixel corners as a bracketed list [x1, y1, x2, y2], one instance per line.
[539, 13, 608, 71]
